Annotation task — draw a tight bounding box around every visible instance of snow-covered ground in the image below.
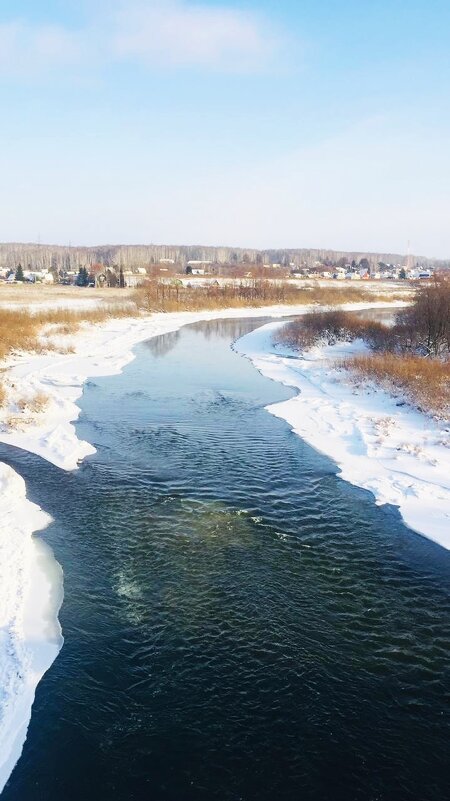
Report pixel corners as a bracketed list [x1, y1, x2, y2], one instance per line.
[234, 321, 450, 549]
[0, 299, 434, 794]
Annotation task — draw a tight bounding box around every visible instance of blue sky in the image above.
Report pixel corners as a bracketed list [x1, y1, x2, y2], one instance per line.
[1, 0, 449, 256]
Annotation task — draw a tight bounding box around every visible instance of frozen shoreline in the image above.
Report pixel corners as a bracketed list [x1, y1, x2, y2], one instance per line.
[0, 464, 63, 795]
[234, 321, 450, 550]
[0, 300, 413, 793]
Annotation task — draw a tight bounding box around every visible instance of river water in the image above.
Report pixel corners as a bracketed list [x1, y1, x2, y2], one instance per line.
[1, 317, 449, 801]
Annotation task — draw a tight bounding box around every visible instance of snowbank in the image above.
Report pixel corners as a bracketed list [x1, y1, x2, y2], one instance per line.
[234, 321, 450, 550]
[0, 464, 63, 794]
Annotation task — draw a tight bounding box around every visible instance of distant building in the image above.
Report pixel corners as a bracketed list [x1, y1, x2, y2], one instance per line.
[24, 269, 54, 284]
[123, 270, 146, 288]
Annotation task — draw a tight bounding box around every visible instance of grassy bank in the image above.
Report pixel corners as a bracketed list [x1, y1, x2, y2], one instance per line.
[0, 304, 136, 363]
[274, 277, 450, 419]
[341, 354, 450, 418]
[0, 305, 136, 407]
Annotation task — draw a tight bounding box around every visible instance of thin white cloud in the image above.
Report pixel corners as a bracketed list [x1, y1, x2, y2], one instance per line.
[0, 2, 282, 78]
[0, 20, 84, 76]
[111, 1, 278, 70]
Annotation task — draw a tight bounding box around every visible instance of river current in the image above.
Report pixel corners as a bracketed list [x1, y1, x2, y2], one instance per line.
[1, 317, 449, 801]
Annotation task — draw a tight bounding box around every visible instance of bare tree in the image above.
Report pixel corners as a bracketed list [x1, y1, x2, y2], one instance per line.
[397, 273, 450, 356]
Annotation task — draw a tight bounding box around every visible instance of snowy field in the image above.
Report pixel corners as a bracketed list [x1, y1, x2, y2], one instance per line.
[0, 297, 443, 794]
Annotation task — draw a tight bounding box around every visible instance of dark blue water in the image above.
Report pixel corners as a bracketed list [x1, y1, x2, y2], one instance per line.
[1, 317, 449, 801]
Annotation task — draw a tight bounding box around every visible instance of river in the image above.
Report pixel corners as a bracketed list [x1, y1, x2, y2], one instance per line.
[1, 316, 449, 801]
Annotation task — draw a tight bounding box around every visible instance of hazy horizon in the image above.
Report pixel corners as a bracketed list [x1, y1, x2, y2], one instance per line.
[2, 1, 450, 257]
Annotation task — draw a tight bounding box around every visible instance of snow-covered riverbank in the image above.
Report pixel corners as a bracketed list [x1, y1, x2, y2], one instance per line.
[234, 321, 450, 549]
[0, 299, 427, 794]
[0, 464, 62, 794]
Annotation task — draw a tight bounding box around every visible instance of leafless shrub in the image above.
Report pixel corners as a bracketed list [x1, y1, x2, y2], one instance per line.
[276, 277, 449, 359]
[275, 311, 393, 351]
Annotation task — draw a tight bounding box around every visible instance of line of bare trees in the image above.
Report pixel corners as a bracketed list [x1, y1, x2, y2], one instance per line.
[397, 273, 450, 356]
[0, 242, 445, 272]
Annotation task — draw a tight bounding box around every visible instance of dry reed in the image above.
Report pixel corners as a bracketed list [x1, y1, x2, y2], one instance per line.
[134, 279, 394, 314]
[341, 353, 450, 418]
[0, 304, 137, 363]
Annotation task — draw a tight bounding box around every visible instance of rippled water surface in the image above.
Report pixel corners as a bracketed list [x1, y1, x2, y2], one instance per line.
[1, 317, 449, 801]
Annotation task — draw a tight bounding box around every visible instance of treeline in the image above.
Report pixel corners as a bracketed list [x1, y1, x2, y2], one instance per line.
[0, 242, 444, 273]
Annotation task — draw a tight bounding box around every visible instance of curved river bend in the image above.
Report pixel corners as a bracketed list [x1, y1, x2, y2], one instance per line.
[1, 317, 449, 801]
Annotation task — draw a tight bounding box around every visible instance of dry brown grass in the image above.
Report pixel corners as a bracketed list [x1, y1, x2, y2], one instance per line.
[341, 353, 450, 418]
[0, 382, 6, 407]
[134, 279, 395, 314]
[5, 415, 24, 430]
[0, 281, 404, 366]
[49, 322, 80, 336]
[16, 392, 49, 414]
[0, 304, 137, 363]
[275, 306, 449, 418]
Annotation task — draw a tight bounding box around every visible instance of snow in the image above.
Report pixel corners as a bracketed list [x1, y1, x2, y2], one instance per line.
[234, 321, 450, 550]
[0, 299, 423, 793]
[0, 464, 63, 795]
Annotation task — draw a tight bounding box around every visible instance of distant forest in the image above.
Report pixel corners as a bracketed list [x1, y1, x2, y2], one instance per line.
[0, 242, 446, 273]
